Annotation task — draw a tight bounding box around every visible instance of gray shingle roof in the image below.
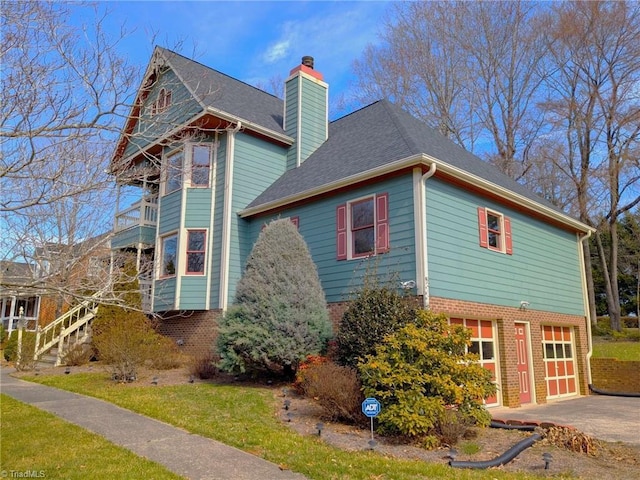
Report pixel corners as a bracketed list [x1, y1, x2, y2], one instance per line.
[159, 48, 286, 135]
[247, 100, 560, 212]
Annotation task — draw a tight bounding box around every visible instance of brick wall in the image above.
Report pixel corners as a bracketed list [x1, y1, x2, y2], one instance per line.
[155, 310, 221, 358]
[591, 358, 640, 393]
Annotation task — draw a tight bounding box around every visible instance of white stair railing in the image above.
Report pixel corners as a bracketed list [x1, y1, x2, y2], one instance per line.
[33, 289, 104, 366]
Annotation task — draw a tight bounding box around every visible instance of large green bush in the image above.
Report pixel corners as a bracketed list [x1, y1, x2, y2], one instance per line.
[358, 309, 495, 446]
[217, 219, 333, 377]
[336, 283, 416, 368]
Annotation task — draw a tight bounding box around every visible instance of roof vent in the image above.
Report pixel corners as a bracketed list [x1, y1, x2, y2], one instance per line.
[301, 56, 314, 69]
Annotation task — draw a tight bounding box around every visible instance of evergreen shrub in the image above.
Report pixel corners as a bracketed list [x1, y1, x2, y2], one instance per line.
[217, 219, 332, 377]
[336, 282, 416, 368]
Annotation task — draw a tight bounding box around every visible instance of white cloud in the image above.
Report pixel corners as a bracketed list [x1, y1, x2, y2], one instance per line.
[264, 39, 291, 63]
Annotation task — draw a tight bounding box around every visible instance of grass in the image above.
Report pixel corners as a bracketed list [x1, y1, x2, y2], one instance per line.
[592, 338, 640, 361]
[0, 394, 184, 480]
[17, 372, 545, 480]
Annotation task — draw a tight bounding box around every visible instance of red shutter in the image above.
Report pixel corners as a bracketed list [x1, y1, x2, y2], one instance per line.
[336, 204, 347, 260]
[478, 207, 488, 248]
[504, 216, 513, 255]
[290, 216, 299, 229]
[376, 193, 389, 253]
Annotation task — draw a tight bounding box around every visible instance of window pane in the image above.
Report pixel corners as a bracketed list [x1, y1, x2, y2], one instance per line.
[188, 231, 205, 251]
[353, 227, 374, 255]
[193, 146, 210, 166]
[487, 213, 500, 231]
[192, 146, 210, 186]
[482, 341, 494, 360]
[166, 151, 183, 193]
[351, 199, 374, 229]
[555, 344, 564, 359]
[187, 253, 205, 273]
[162, 236, 177, 276]
[469, 341, 480, 355]
[564, 344, 572, 359]
[545, 343, 554, 359]
[488, 232, 499, 248]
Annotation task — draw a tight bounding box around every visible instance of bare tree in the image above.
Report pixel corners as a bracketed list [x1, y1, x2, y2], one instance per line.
[0, 1, 147, 314]
[1, 1, 138, 213]
[352, 1, 478, 149]
[350, 1, 547, 178]
[542, 1, 640, 330]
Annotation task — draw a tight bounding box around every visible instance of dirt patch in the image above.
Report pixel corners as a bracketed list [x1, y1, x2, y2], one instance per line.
[17, 364, 640, 479]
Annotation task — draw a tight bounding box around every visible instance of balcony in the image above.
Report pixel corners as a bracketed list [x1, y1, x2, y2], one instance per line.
[112, 195, 158, 249]
[115, 195, 158, 232]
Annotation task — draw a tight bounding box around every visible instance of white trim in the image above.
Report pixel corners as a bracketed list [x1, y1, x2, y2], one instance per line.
[579, 230, 594, 385]
[413, 169, 425, 300]
[296, 74, 303, 167]
[219, 122, 241, 311]
[205, 135, 219, 310]
[239, 154, 593, 235]
[206, 106, 293, 145]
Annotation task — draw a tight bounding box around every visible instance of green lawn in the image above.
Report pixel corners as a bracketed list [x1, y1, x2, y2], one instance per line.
[0, 394, 184, 479]
[18, 373, 545, 480]
[592, 338, 640, 361]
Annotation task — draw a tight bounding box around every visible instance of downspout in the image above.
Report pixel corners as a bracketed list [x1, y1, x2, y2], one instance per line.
[219, 122, 242, 312]
[415, 163, 437, 308]
[579, 230, 594, 386]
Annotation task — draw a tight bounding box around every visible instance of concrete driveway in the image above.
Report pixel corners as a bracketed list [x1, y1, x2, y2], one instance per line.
[491, 395, 640, 445]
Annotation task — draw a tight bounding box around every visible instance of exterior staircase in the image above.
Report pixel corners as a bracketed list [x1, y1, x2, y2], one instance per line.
[33, 290, 103, 367]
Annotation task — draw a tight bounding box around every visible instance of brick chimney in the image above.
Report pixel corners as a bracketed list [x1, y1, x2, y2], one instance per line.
[283, 56, 328, 169]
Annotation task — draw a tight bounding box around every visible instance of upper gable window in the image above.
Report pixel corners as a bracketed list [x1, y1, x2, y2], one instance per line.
[478, 207, 512, 254]
[163, 149, 183, 195]
[191, 145, 211, 187]
[149, 88, 172, 116]
[336, 193, 389, 260]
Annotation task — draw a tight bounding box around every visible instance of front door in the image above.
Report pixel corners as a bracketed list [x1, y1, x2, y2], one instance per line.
[515, 323, 531, 404]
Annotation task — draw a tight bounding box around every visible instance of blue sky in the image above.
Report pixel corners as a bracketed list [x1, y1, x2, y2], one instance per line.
[75, 1, 394, 117]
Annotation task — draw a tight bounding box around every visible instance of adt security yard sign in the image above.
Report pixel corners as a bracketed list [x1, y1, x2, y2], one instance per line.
[362, 398, 381, 447]
[362, 397, 381, 418]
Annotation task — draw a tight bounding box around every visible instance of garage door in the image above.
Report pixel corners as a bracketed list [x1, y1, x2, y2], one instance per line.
[450, 318, 500, 406]
[542, 325, 578, 399]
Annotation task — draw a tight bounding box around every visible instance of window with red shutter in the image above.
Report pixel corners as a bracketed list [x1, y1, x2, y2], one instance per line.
[336, 193, 389, 260]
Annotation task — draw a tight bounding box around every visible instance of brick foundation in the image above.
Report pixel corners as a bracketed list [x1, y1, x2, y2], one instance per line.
[428, 297, 590, 408]
[155, 310, 221, 358]
[330, 296, 590, 408]
[591, 358, 640, 393]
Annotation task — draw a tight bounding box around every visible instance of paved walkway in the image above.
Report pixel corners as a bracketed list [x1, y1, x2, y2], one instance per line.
[0, 366, 306, 480]
[491, 394, 640, 445]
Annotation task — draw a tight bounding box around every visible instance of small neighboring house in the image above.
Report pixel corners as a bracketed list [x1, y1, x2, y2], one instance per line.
[0, 235, 111, 336]
[0, 261, 44, 334]
[110, 47, 595, 408]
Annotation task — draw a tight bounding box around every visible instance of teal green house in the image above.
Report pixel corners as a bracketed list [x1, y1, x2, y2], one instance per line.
[111, 47, 594, 408]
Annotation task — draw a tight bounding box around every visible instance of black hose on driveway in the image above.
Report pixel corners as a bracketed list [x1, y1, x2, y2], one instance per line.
[449, 433, 542, 469]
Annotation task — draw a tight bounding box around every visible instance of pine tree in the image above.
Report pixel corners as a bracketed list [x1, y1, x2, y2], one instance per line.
[217, 219, 332, 376]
